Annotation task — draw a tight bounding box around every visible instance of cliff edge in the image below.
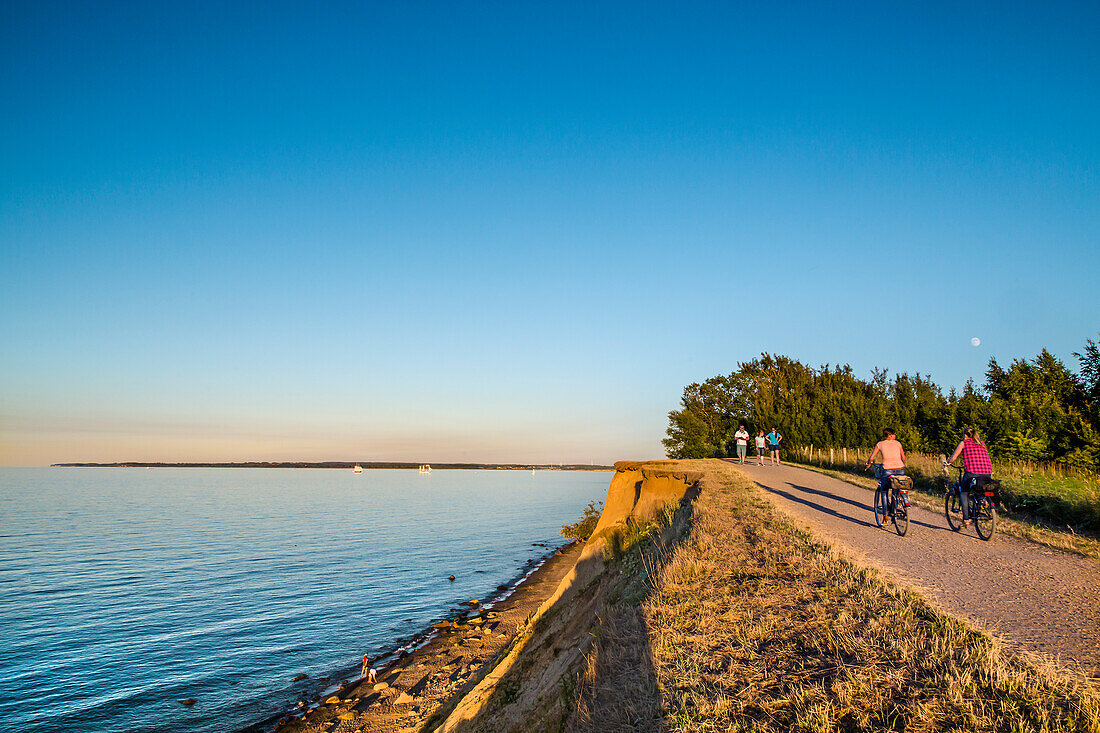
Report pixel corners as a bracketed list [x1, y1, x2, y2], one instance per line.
[431, 461, 702, 732]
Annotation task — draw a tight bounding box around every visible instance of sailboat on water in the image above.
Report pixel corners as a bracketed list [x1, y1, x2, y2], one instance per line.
[418, 464, 432, 474]
[353, 464, 363, 473]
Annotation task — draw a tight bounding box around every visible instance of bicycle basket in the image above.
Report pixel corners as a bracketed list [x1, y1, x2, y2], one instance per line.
[889, 475, 914, 492]
[977, 478, 1000, 501]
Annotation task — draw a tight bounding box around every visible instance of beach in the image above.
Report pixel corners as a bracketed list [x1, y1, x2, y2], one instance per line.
[262, 540, 585, 733]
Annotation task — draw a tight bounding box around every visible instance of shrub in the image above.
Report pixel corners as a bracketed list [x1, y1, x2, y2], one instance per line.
[560, 501, 603, 542]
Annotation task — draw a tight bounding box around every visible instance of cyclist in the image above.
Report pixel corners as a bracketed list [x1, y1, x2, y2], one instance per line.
[864, 428, 907, 514]
[944, 428, 993, 528]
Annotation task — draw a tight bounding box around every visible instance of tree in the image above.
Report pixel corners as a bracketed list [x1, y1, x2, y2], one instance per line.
[984, 350, 1085, 460]
[664, 337, 1100, 468]
[662, 401, 713, 459]
[1074, 334, 1100, 402]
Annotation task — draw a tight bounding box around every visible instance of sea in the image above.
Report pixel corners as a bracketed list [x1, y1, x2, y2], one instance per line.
[0, 467, 611, 733]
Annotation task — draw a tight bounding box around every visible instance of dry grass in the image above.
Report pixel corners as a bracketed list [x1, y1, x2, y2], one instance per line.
[569, 490, 692, 733]
[643, 460, 1100, 733]
[570, 595, 664, 733]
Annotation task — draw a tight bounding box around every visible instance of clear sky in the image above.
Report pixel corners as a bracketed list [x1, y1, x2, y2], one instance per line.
[2, 1, 1098, 466]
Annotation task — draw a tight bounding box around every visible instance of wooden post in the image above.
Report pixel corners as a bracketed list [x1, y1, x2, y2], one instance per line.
[843, 447, 848, 463]
[830, 447, 834, 463]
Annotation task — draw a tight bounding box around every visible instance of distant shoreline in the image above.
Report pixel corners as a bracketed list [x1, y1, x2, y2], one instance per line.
[49, 461, 615, 470]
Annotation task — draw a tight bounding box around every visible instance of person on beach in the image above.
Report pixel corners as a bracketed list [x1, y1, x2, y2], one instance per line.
[766, 428, 783, 465]
[944, 428, 994, 528]
[865, 428, 907, 511]
[733, 424, 750, 464]
[755, 430, 767, 465]
[362, 655, 377, 683]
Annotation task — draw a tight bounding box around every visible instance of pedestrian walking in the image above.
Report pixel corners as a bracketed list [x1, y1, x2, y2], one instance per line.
[766, 428, 783, 465]
[733, 424, 749, 464]
[755, 430, 767, 465]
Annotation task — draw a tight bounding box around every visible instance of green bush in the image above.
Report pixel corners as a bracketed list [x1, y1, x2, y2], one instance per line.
[560, 501, 603, 542]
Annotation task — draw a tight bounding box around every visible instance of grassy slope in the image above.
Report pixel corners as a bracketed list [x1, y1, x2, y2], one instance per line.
[638, 460, 1100, 733]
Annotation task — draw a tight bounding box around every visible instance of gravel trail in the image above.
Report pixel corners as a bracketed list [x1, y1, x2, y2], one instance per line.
[735, 460, 1100, 678]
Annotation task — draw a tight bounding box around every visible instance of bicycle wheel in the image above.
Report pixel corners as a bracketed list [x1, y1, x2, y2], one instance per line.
[945, 491, 963, 531]
[892, 489, 909, 536]
[874, 488, 887, 528]
[974, 496, 996, 540]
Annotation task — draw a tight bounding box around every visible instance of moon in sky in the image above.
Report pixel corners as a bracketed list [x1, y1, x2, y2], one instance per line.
[971, 337, 981, 347]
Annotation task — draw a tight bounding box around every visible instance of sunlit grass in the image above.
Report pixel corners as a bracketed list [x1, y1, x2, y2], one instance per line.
[644, 460, 1100, 733]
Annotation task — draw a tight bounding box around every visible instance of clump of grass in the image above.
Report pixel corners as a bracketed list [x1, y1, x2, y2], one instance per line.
[645, 460, 1100, 733]
[602, 516, 659, 563]
[560, 500, 603, 543]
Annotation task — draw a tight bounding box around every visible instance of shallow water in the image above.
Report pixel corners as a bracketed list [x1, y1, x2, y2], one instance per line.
[0, 467, 609, 733]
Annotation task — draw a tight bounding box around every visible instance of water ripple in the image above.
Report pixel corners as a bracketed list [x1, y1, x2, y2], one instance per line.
[0, 468, 608, 733]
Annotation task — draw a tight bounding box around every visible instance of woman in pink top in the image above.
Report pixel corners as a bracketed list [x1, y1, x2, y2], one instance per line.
[945, 428, 994, 527]
[865, 428, 906, 498]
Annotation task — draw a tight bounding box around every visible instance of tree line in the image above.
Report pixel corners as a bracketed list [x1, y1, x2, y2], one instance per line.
[663, 335, 1100, 467]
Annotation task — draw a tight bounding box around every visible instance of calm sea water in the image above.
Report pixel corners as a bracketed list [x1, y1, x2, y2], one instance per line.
[0, 468, 610, 733]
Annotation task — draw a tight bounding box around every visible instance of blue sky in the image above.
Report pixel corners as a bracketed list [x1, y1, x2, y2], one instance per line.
[2, 1, 1098, 465]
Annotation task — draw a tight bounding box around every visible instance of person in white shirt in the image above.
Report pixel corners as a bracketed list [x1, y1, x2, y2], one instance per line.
[754, 431, 767, 465]
[733, 424, 750, 464]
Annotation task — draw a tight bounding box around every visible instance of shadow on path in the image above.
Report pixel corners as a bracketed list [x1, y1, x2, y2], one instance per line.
[909, 517, 954, 533]
[782, 481, 873, 513]
[762, 483, 878, 530]
[765, 477, 959, 536]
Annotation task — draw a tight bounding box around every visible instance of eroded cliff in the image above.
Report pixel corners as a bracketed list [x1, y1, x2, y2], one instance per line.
[431, 461, 702, 732]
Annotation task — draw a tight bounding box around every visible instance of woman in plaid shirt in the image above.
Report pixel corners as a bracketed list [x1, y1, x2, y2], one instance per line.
[945, 428, 994, 527]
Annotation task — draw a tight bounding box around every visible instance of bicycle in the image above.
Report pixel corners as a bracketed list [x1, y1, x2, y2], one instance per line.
[869, 464, 911, 536]
[943, 464, 996, 540]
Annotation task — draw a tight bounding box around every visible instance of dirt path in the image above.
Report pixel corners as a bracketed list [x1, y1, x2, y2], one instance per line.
[735, 461, 1100, 678]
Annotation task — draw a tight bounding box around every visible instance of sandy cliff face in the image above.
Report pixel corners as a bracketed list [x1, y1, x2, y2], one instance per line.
[432, 461, 701, 733]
